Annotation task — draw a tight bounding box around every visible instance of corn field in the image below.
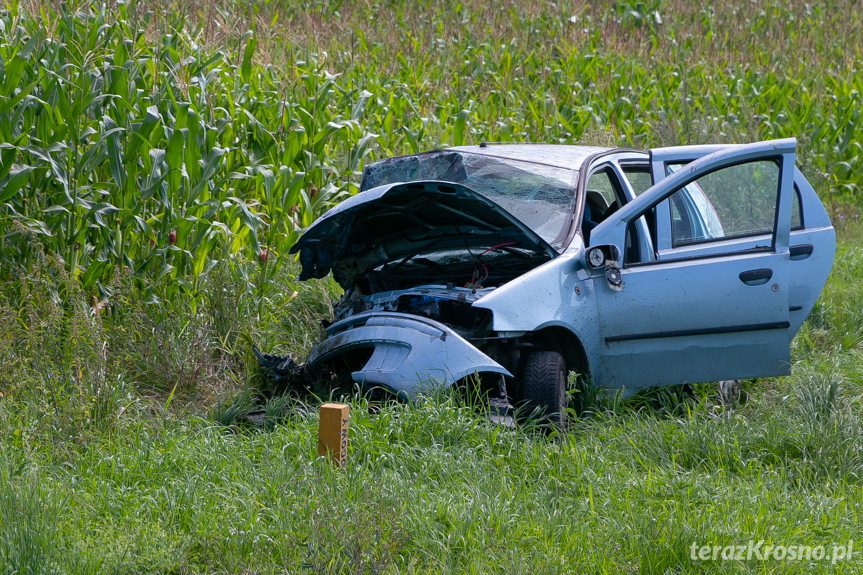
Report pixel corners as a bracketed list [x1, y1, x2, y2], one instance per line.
[1, 0, 861, 312]
[0, 1, 377, 310]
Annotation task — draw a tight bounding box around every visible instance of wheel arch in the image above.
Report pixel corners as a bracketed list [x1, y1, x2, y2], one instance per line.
[520, 325, 590, 379]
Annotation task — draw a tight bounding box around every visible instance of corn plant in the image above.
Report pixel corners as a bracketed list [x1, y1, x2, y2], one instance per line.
[0, 0, 376, 316]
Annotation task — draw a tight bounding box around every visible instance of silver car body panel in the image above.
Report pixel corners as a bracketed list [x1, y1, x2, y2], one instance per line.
[308, 311, 511, 399]
[293, 138, 835, 399]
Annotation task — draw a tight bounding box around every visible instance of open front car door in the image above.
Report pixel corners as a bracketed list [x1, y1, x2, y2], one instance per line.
[587, 139, 804, 391]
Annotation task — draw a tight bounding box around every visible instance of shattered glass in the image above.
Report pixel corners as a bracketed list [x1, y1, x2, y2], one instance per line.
[361, 151, 578, 247]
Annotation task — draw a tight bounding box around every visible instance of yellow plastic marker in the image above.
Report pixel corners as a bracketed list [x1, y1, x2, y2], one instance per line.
[318, 403, 349, 467]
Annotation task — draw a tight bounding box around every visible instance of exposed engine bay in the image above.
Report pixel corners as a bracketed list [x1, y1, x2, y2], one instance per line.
[348, 244, 550, 295]
[333, 284, 495, 338]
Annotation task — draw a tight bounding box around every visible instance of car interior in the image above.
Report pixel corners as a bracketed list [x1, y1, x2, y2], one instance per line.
[581, 168, 625, 244]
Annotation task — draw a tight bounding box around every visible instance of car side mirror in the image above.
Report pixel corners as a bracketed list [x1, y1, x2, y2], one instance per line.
[585, 245, 623, 291]
[585, 245, 620, 269]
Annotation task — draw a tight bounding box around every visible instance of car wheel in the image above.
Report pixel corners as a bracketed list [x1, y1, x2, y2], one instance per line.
[519, 350, 567, 428]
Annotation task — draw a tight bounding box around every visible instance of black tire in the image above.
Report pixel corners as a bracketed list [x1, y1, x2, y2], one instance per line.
[519, 350, 567, 428]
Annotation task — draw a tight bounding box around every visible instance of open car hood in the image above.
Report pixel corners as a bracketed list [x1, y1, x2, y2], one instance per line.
[290, 180, 558, 288]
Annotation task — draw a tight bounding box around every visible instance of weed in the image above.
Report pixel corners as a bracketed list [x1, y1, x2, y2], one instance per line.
[0, 450, 61, 575]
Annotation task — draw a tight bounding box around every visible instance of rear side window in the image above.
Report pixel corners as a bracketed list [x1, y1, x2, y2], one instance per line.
[622, 166, 652, 195]
[792, 188, 803, 229]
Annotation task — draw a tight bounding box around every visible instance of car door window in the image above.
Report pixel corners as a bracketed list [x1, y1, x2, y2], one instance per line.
[618, 165, 657, 256]
[791, 187, 803, 229]
[585, 169, 624, 221]
[621, 166, 652, 195]
[665, 160, 780, 247]
[583, 167, 628, 244]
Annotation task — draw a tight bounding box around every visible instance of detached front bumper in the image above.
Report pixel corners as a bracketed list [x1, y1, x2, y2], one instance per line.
[306, 312, 511, 399]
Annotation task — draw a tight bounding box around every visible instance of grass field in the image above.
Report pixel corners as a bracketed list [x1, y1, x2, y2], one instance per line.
[1, 0, 863, 573]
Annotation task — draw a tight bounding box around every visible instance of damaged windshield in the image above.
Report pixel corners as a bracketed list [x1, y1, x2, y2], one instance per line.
[361, 150, 577, 248]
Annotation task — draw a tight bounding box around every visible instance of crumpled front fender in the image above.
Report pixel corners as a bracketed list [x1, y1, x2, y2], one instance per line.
[306, 312, 511, 399]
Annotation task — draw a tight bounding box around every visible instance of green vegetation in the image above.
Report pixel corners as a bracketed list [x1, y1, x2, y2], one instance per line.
[1, 0, 862, 573]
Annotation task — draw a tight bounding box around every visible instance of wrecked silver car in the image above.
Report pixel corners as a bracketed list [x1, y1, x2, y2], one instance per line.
[286, 139, 835, 423]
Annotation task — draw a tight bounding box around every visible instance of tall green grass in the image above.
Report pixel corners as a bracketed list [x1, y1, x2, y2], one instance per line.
[0, 448, 60, 575]
[2, 342, 863, 573]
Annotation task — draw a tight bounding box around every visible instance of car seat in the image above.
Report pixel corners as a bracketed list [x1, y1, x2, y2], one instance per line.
[582, 191, 611, 244]
[582, 201, 600, 244]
